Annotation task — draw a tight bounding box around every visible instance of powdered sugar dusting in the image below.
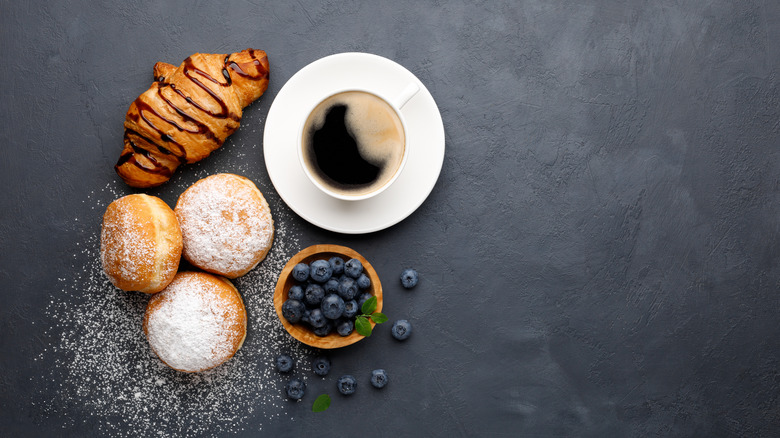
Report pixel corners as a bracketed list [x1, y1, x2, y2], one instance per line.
[35, 177, 314, 436]
[176, 174, 274, 277]
[146, 272, 245, 373]
[100, 196, 157, 286]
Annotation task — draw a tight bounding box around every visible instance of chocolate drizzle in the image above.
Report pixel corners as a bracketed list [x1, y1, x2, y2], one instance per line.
[179, 59, 235, 120]
[226, 50, 269, 80]
[132, 97, 188, 162]
[116, 50, 269, 183]
[117, 129, 174, 177]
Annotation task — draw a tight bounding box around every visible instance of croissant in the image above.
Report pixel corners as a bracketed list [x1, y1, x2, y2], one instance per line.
[116, 49, 269, 188]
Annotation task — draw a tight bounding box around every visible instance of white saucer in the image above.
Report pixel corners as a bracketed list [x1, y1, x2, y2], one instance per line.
[263, 53, 445, 234]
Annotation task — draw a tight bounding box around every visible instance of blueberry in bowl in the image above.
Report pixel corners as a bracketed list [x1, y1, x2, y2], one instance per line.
[281, 299, 305, 324]
[274, 244, 383, 349]
[344, 258, 363, 278]
[292, 263, 310, 282]
[309, 259, 333, 283]
[321, 294, 345, 320]
[329, 256, 345, 275]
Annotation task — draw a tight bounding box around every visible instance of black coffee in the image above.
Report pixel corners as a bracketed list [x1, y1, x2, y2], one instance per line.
[302, 91, 405, 197]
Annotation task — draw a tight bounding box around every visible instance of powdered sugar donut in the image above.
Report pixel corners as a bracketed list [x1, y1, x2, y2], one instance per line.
[100, 194, 183, 293]
[174, 173, 274, 278]
[143, 271, 247, 373]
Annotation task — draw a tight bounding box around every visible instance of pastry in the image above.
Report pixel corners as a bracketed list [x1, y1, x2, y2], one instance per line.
[175, 173, 274, 278]
[116, 48, 270, 188]
[100, 194, 183, 293]
[143, 271, 247, 373]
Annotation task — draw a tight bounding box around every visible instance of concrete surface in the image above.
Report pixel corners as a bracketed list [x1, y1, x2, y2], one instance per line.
[1, 0, 779, 436]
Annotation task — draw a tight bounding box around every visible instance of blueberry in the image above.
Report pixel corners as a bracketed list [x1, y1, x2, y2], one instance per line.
[292, 263, 310, 282]
[304, 283, 325, 307]
[391, 319, 412, 341]
[400, 268, 419, 289]
[313, 320, 333, 337]
[312, 357, 331, 376]
[285, 378, 306, 400]
[281, 299, 306, 323]
[324, 278, 340, 294]
[309, 259, 333, 283]
[336, 319, 354, 336]
[307, 308, 327, 328]
[337, 375, 357, 395]
[321, 294, 345, 320]
[301, 308, 312, 324]
[287, 285, 304, 301]
[329, 256, 345, 275]
[337, 276, 358, 300]
[357, 292, 373, 310]
[275, 354, 294, 373]
[344, 258, 363, 278]
[342, 300, 359, 318]
[356, 273, 371, 290]
[370, 369, 388, 388]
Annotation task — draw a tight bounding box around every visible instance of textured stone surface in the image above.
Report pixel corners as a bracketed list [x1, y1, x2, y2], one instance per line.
[2, 0, 779, 436]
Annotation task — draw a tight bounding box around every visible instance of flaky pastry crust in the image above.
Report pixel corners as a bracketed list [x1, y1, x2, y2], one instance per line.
[116, 49, 269, 187]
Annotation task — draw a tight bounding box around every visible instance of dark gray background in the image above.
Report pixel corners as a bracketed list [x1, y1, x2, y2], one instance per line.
[2, 0, 779, 436]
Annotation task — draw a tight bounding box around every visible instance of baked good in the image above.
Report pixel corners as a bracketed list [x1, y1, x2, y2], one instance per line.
[100, 194, 183, 293]
[116, 48, 270, 188]
[143, 271, 247, 373]
[175, 173, 274, 278]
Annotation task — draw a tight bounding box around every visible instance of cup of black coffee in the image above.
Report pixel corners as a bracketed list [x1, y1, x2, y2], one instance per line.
[298, 84, 418, 200]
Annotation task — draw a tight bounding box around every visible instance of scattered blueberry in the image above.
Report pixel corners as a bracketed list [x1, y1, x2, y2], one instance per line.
[336, 319, 354, 336]
[356, 273, 371, 290]
[329, 256, 345, 275]
[342, 299, 359, 318]
[287, 285, 304, 301]
[370, 369, 388, 388]
[344, 258, 363, 278]
[337, 276, 358, 300]
[275, 354, 294, 373]
[309, 259, 333, 283]
[292, 263, 310, 282]
[307, 308, 327, 328]
[391, 319, 412, 341]
[313, 320, 333, 337]
[321, 294, 346, 320]
[281, 299, 306, 323]
[312, 357, 331, 376]
[304, 283, 325, 307]
[324, 278, 340, 294]
[337, 375, 358, 395]
[400, 268, 419, 289]
[285, 378, 306, 400]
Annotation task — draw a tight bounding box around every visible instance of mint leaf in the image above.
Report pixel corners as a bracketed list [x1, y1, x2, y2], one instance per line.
[370, 312, 388, 324]
[361, 296, 377, 315]
[355, 315, 372, 337]
[312, 393, 331, 412]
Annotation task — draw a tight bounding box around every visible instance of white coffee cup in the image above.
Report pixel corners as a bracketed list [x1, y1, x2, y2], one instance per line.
[298, 82, 419, 201]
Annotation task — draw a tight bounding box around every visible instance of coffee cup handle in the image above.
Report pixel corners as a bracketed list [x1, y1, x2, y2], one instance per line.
[392, 82, 420, 110]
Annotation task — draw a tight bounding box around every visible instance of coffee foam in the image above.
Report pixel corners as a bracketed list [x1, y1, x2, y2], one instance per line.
[303, 91, 405, 196]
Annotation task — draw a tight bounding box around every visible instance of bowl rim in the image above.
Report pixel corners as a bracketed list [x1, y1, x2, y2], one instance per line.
[273, 244, 383, 349]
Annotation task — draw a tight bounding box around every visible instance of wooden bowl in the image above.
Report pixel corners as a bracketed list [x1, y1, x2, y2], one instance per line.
[274, 244, 383, 349]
